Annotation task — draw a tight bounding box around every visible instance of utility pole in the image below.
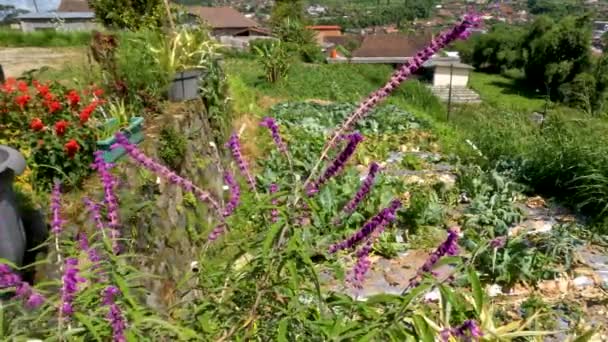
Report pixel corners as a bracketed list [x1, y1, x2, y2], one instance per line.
[447, 63, 454, 121]
[32, 0, 39, 13]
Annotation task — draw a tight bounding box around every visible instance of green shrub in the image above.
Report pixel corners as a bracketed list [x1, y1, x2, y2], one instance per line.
[158, 127, 187, 171]
[0, 29, 91, 47]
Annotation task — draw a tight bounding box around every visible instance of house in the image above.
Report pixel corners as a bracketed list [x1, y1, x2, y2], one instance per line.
[186, 6, 269, 37]
[307, 25, 342, 44]
[328, 33, 432, 64]
[17, 0, 96, 32]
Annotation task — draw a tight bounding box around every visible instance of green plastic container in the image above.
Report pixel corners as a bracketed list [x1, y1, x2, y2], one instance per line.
[96, 117, 144, 163]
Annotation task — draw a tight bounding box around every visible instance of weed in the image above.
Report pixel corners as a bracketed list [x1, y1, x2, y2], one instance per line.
[158, 127, 187, 171]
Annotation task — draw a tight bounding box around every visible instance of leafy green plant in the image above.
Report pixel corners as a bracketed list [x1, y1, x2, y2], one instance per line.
[158, 126, 186, 171]
[254, 40, 291, 83]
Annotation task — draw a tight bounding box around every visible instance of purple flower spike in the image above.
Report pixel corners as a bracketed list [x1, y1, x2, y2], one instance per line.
[50, 181, 63, 234]
[329, 199, 401, 253]
[0, 264, 45, 309]
[92, 152, 121, 253]
[260, 117, 288, 155]
[226, 132, 256, 190]
[113, 133, 221, 215]
[409, 228, 460, 287]
[83, 198, 107, 237]
[348, 238, 375, 288]
[311, 132, 364, 196]
[60, 258, 86, 319]
[223, 172, 240, 217]
[490, 236, 506, 249]
[102, 286, 127, 342]
[208, 224, 225, 242]
[441, 319, 483, 342]
[342, 162, 380, 216]
[270, 183, 279, 223]
[324, 15, 482, 151]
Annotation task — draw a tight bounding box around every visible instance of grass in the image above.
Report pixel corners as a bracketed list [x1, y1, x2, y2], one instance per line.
[0, 29, 92, 47]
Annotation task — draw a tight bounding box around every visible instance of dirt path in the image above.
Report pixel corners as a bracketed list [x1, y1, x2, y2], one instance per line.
[0, 47, 85, 78]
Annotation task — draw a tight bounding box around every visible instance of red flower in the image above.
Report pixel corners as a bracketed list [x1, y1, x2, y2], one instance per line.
[66, 90, 81, 107]
[54, 120, 69, 136]
[2, 78, 16, 93]
[17, 81, 28, 93]
[47, 100, 62, 114]
[64, 139, 80, 158]
[79, 102, 98, 124]
[93, 88, 104, 97]
[35, 83, 50, 97]
[15, 94, 31, 110]
[30, 118, 44, 132]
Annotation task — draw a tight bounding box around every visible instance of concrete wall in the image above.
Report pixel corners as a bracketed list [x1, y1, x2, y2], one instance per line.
[433, 66, 470, 87]
[218, 35, 275, 51]
[20, 19, 99, 32]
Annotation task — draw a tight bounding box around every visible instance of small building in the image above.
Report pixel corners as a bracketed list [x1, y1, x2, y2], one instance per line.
[17, 0, 96, 32]
[186, 6, 269, 37]
[307, 25, 342, 45]
[425, 60, 474, 87]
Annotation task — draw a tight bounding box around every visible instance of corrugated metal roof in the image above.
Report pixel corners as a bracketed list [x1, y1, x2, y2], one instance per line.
[18, 12, 94, 19]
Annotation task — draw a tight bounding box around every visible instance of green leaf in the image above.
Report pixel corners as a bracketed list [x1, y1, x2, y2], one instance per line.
[572, 329, 597, 342]
[277, 319, 288, 342]
[74, 313, 103, 342]
[468, 266, 484, 316]
[412, 315, 434, 342]
[262, 222, 283, 258]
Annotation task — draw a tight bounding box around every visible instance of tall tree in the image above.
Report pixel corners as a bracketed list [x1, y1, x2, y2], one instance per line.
[88, 0, 166, 30]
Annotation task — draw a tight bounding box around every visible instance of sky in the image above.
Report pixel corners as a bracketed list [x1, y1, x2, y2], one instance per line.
[0, 0, 60, 12]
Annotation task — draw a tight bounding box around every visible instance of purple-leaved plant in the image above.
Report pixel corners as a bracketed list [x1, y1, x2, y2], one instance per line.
[0, 264, 45, 309]
[103, 286, 127, 342]
[304, 14, 482, 188]
[112, 133, 221, 215]
[408, 228, 460, 288]
[270, 183, 279, 223]
[260, 117, 288, 155]
[226, 132, 256, 191]
[329, 199, 401, 253]
[59, 258, 85, 319]
[223, 171, 240, 217]
[307, 132, 364, 196]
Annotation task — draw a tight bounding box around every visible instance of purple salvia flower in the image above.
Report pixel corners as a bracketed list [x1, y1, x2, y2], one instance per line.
[78, 231, 104, 279]
[260, 117, 288, 154]
[112, 133, 221, 215]
[329, 199, 401, 253]
[59, 258, 85, 319]
[226, 132, 256, 190]
[408, 228, 460, 287]
[348, 237, 375, 288]
[270, 183, 279, 223]
[208, 224, 225, 242]
[441, 319, 483, 342]
[223, 172, 240, 217]
[0, 264, 45, 309]
[490, 236, 506, 249]
[92, 152, 121, 253]
[50, 181, 63, 234]
[83, 198, 106, 237]
[306, 15, 482, 189]
[102, 286, 127, 342]
[342, 162, 380, 215]
[309, 132, 364, 196]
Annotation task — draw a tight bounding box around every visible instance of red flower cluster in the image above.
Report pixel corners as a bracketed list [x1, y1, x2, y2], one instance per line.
[30, 118, 44, 132]
[15, 94, 31, 110]
[55, 120, 69, 136]
[64, 139, 80, 158]
[66, 90, 81, 108]
[79, 100, 102, 125]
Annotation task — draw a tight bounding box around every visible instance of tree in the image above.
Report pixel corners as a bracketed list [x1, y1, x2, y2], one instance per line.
[88, 0, 166, 30]
[270, 0, 307, 28]
[522, 15, 592, 95]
